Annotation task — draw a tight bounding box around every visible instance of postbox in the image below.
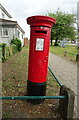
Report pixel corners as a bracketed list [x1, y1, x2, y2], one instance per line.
[26, 15, 56, 99]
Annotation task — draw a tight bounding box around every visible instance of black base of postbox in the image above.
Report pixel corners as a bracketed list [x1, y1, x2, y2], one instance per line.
[27, 80, 47, 104]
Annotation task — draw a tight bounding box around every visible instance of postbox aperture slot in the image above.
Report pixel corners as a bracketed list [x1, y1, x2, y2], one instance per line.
[35, 30, 47, 34]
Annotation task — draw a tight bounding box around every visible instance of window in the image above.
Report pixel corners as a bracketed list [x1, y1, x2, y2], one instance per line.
[0, 28, 2, 36]
[22, 34, 23, 39]
[2, 13, 5, 19]
[18, 31, 20, 38]
[3, 28, 8, 36]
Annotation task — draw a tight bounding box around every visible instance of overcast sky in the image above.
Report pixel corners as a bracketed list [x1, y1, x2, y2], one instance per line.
[0, 0, 78, 38]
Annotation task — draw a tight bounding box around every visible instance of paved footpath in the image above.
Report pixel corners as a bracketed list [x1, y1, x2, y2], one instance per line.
[49, 52, 79, 118]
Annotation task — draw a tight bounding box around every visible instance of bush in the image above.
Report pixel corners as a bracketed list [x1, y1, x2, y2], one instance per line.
[0, 43, 2, 59]
[11, 38, 22, 52]
[0, 43, 2, 47]
[11, 44, 17, 54]
[6, 46, 10, 57]
[2, 43, 6, 57]
[0, 43, 10, 62]
[0, 43, 6, 62]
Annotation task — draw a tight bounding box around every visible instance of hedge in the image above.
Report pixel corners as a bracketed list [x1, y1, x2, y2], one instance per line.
[11, 38, 22, 52]
[0, 38, 22, 62]
[11, 44, 17, 54]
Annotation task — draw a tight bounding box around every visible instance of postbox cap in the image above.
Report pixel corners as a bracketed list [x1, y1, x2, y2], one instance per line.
[27, 15, 56, 28]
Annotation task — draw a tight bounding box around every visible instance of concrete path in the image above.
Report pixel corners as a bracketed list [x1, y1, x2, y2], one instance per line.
[49, 52, 78, 118]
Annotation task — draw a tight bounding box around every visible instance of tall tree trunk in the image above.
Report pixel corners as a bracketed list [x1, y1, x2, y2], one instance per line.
[54, 37, 58, 46]
[51, 38, 53, 46]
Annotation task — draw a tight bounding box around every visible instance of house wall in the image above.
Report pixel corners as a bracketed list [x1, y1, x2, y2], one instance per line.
[9, 27, 16, 40]
[8, 27, 24, 45]
[0, 5, 25, 46]
[0, 27, 25, 46]
[0, 27, 17, 46]
[0, 36, 10, 46]
[16, 28, 24, 46]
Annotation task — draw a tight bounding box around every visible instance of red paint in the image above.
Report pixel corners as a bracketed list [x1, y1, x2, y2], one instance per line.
[27, 15, 56, 83]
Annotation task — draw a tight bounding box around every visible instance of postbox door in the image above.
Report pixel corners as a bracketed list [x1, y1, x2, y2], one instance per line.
[28, 27, 51, 83]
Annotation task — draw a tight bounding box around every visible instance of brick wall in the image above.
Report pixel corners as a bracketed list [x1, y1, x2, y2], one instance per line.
[24, 38, 29, 46]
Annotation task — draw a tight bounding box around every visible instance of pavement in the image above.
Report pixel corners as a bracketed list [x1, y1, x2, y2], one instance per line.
[49, 52, 79, 118]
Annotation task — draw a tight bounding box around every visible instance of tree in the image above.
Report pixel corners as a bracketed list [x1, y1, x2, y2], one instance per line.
[47, 10, 76, 46]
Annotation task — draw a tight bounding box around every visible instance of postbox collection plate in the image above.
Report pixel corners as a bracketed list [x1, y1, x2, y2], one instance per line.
[36, 38, 44, 51]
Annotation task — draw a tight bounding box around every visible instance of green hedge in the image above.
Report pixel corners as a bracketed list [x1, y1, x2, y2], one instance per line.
[6, 46, 10, 57]
[11, 44, 17, 54]
[11, 38, 22, 52]
[0, 43, 2, 60]
[0, 43, 6, 62]
[2, 43, 6, 57]
[0, 38, 22, 62]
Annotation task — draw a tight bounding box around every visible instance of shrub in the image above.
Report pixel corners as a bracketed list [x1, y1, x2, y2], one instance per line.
[2, 43, 6, 57]
[0, 43, 2, 47]
[0, 43, 2, 59]
[11, 38, 22, 52]
[11, 44, 17, 54]
[6, 46, 10, 57]
[1, 43, 6, 62]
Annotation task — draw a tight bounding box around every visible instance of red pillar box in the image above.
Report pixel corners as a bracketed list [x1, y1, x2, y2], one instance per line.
[26, 15, 56, 99]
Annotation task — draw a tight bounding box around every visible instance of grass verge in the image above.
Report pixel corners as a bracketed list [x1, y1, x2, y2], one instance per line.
[50, 45, 77, 62]
[2, 46, 61, 119]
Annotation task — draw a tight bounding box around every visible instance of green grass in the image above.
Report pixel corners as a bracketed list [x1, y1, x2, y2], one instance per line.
[2, 46, 60, 118]
[2, 46, 60, 97]
[47, 71, 60, 96]
[0, 47, 2, 61]
[50, 45, 77, 61]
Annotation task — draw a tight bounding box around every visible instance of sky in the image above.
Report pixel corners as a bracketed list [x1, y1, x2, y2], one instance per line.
[0, 0, 78, 39]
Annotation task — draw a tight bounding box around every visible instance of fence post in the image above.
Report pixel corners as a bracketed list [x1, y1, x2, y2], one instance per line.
[59, 85, 75, 120]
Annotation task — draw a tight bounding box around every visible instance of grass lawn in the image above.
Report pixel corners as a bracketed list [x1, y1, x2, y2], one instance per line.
[2, 46, 61, 119]
[50, 45, 77, 62]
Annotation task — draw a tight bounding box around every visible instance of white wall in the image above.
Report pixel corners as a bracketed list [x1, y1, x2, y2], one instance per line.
[9, 28, 16, 40]
[0, 36, 10, 46]
[0, 27, 25, 46]
[16, 28, 24, 46]
[0, 27, 17, 46]
[0, 6, 25, 46]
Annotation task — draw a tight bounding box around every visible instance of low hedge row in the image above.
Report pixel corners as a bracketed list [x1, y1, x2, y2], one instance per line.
[11, 38, 22, 52]
[0, 42, 22, 62]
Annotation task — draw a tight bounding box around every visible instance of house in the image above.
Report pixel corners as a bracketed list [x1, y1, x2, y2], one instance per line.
[0, 4, 25, 46]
